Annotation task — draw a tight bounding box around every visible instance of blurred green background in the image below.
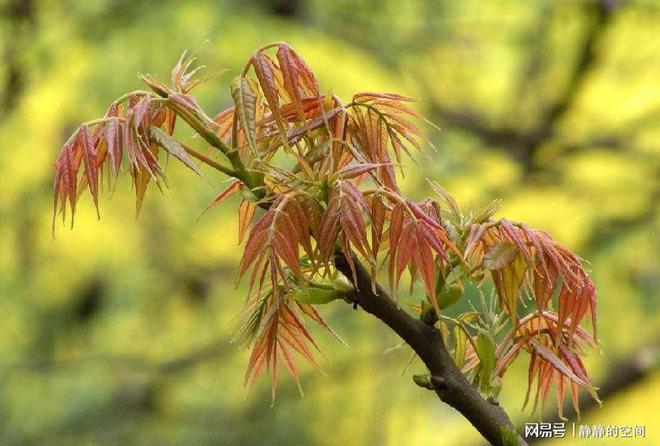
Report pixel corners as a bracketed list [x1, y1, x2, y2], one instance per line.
[0, 0, 658, 445]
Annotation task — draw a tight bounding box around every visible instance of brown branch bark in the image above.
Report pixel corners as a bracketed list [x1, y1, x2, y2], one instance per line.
[334, 252, 527, 446]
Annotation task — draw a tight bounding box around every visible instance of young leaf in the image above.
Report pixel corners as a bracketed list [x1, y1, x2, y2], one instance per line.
[453, 325, 467, 368]
[483, 241, 518, 270]
[149, 126, 202, 175]
[385, 195, 454, 301]
[529, 340, 593, 389]
[202, 179, 243, 215]
[77, 126, 100, 216]
[437, 284, 463, 310]
[370, 193, 386, 261]
[476, 332, 496, 392]
[231, 76, 259, 154]
[53, 137, 80, 230]
[105, 117, 122, 174]
[292, 287, 344, 305]
[238, 199, 257, 244]
[276, 45, 305, 120]
[492, 255, 527, 322]
[319, 181, 371, 267]
[132, 145, 155, 215]
[251, 52, 288, 147]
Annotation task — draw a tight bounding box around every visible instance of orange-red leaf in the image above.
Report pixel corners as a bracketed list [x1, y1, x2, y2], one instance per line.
[52, 136, 81, 230]
[276, 45, 305, 120]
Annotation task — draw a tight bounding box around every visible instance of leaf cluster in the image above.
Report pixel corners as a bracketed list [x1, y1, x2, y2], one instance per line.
[53, 42, 600, 412]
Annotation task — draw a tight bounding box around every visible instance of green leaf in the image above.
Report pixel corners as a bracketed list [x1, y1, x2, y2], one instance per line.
[453, 325, 466, 367]
[239, 187, 259, 202]
[331, 271, 355, 293]
[472, 199, 502, 224]
[476, 332, 496, 391]
[437, 284, 463, 310]
[483, 241, 518, 270]
[292, 287, 345, 305]
[149, 126, 202, 175]
[231, 76, 258, 154]
[457, 311, 480, 323]
[434, 267, 446, 296]
[500, 426, 520, 446]
[428, 180, 461, 215]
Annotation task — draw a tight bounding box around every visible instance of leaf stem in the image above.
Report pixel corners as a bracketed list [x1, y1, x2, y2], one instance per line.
[84, 116, 125, 127]
[165, 100, 260, 190]
[114, 90, 158, 104]
[179, 143, 237, 177]
[139, 81, 262, 192]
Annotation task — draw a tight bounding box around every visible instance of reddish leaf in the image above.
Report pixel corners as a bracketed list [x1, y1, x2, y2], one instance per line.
[105, 117, 122, 174]
[370, 193, 386, 259]
[132, 142, 160, 215]
[52, 137, 81, 230]
[286, 45, 318, 96]
[239, 194, 315, 294]
[500, 219, 533, 264]
[276, 45, 305, 120]
[238, 199, 257, 244]
[203, 179, 243, 215]
[133, 95, 152, 129]
[77, 126, 99, 216]
[337, 162, 389, 180]
[242, 294, 322, 400]
[149, 126, 202, 175]
[353, 92, 416, 102]
[251, 52, 288, 145]
[529, 340, 593, 389]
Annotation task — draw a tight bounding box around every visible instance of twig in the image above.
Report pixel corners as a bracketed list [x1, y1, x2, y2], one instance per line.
[335, 252, 527, 446]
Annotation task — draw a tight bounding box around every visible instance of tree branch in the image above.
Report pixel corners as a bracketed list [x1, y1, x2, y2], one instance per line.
[538, 0, 615, 128]
[334, 252, 527, 446]
[427, 0, 617, 174]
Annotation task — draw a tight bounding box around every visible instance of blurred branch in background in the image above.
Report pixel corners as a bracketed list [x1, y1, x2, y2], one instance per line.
[584, 163, 660, 251]
[0, 0, 35, 119]
[0, 333, 386, 443]
[0, 336, 233, 377]
[309, 0, 634, 176]
[427, 0, 616, 174]
[6, 334, 657, 445]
